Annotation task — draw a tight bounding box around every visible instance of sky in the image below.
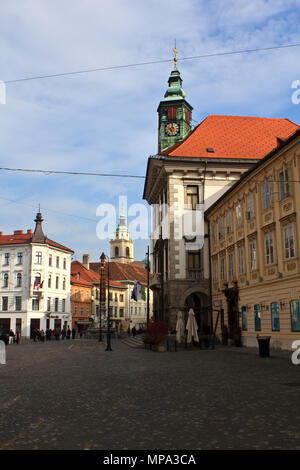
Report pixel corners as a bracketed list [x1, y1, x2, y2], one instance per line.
[0, 0, 300, 263]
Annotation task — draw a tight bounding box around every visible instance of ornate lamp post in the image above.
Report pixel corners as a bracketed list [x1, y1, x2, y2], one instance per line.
[99, 253, 106, 342]
[105, 255, 112, 352]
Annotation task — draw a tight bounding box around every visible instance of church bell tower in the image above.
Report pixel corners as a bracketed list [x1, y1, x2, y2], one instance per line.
[157, 47, 193, 153]
[110, 210, 134, 264]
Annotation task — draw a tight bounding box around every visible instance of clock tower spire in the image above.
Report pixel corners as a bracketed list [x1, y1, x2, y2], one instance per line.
[157, 46, 193, 153]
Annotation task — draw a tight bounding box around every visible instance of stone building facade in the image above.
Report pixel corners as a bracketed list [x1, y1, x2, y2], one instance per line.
[206, 129, 300, 350]
[143, 59, 299, 331]
[0, 212, 73, 337]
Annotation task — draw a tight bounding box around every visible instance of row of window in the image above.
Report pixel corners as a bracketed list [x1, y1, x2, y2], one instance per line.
[109, 293, 125, 302]
[212, 224, 296, 281]
[0, 296, 66, 313]
[74, 289, 90, 300]
[114, 247, 131, 258]
[212, 167, 292, 240]
[1, 252, 68, 269]
[241, 300, 300, 332]
[74, 306, 89, 317]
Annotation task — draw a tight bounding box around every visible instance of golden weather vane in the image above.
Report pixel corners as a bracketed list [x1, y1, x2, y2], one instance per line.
[173, 40, 178, 69]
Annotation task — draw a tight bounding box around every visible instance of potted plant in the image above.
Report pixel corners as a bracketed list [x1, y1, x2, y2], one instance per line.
[143, 320, 168, 352]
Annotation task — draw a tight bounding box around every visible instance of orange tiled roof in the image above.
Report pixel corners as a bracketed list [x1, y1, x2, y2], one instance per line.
[70, 274, 94, 288]
[90, 261, 148, 285]
[71, 261, 126, 288]
[161, 115, 299, 160]
[0, 232, 73, 252]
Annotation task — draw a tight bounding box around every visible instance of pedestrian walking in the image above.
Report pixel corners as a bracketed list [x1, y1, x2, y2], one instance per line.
[72, 328, 76, 340]
[15, 331, 20, 344]
[66, 327, 71, 340]
[132, 326, 136, 337]
[40, 330, 45, 342]
[8, 329, 15, 344]
[55, 329, 60, 341]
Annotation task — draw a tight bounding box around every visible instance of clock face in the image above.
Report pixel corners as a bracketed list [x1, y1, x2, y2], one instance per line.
[165, 122, 179, 136]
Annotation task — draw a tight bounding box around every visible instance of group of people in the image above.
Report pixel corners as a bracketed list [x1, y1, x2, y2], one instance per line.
[127, 326, 143, 337]
[32, 327, 76, 342]
[6, 329, 21, 344]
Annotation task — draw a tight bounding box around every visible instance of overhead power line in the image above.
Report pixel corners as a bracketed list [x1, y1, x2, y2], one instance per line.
[1, 166, 300, 183]
[0, 167, 146, 179]
[4, 42, 300, 84]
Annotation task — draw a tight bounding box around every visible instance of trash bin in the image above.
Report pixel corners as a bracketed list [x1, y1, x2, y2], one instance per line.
[257, 336, 271, 357]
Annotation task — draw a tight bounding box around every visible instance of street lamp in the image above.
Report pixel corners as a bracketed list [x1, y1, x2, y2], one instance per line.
[99, 253, 105, 342]
[105, 255, 112, 352]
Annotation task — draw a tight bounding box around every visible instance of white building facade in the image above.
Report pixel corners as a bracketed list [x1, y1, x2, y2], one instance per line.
[0, 212, 73, 338]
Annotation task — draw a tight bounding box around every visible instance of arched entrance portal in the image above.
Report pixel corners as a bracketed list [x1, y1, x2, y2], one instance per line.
[184, 292, 211, 335]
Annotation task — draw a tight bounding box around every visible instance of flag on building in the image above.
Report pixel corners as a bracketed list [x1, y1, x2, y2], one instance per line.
[141, 286, 146, 301]
[131, 281, 142, 301]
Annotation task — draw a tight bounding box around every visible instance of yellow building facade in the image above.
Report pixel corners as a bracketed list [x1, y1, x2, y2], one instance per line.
[207, 129, 300, 350]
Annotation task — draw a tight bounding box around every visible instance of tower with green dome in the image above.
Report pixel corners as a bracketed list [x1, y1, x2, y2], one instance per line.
[157, 47, 193, 153]
[110, 210, 134, 264]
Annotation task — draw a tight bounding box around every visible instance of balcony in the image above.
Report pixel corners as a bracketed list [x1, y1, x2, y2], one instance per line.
[187, 269, 204, 280]
[149, 273, 161, 289]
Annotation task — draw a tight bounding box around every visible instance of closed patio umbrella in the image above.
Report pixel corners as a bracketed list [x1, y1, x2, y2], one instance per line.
[175, 311, 185, 343]
[186, 308, 199, 343]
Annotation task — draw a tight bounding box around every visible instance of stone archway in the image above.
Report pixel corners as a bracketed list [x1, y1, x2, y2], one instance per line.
[184, 291, 211, 334]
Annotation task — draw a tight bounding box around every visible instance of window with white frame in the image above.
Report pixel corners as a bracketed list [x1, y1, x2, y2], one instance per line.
[16, 273, 22, 288]
[228, 252, 235, 278]
[238, 246, 245, 274]
[49, 255, 52, 266]
[262, 181, 272, 210]
[249, 240, 257, 271]
[48, 275, 51, 288]
[62, 299, 65, 313]
[284, 225, 295, 259]
[17, 252, 23, 265]
[4, 253, 9, 265]
[279, 166, 291, 200]
[35, 251, 42, 264]
[3, 273, 8, 288]
[265, 232, 275, 265]
[235, 203, 242, 227]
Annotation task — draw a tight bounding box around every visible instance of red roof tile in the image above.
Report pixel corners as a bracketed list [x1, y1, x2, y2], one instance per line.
[70, 274, 94, 288]
[0, 232, 73, 253]
[90, 261, 148, 285]
[161, 115, 299, 160]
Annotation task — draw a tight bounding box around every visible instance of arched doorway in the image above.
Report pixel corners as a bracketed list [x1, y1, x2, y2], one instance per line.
[184, 292, 211, 334]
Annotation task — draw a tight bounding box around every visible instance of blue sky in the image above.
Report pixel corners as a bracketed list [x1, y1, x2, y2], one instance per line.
[0, 0, 300, 263]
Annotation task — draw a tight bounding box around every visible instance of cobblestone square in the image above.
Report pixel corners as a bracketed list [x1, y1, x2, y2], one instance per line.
[0, 339, 300, 450]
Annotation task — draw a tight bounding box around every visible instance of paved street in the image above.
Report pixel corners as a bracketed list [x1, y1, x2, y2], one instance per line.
[0, 338, 300, 450]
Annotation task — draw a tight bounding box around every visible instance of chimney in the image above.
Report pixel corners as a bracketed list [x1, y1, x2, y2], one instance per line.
[14, 230, 24, 235]
[82, 254, 90, 270]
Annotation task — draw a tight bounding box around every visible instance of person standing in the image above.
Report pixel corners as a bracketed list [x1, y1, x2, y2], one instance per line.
[15, 331, 20, 344]
[8, 329, 15, 344]
[72, 328, 76, 340]
[66, 327, 71, 340]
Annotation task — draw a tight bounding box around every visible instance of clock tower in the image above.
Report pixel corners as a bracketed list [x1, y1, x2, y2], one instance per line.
[157, 47, 193, 153]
